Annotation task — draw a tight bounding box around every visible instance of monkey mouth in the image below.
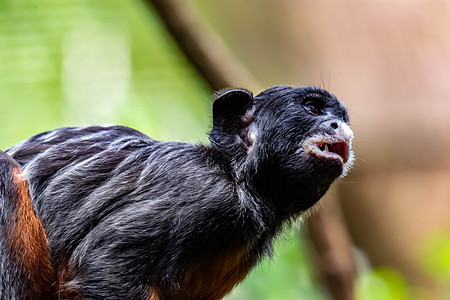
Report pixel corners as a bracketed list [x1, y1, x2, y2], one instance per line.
[301, 135, 352, 165]
[300, 122, 354, 169]
[315, 141, 350, 163]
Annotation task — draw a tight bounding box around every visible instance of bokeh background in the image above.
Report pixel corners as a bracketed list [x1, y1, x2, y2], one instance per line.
[1, 1, 450, 299]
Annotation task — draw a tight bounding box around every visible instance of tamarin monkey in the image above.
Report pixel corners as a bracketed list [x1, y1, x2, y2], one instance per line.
[0, 86, 354, 299]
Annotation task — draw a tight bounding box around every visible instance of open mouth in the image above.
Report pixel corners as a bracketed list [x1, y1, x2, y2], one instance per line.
[300, 123, 354, 167]
[315, 141, 350, 163]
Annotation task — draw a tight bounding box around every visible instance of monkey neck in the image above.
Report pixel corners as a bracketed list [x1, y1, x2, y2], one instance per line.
[244, 156, 335, 224]
[205, 144, 248, 177]
[205, 144, 333, 238]
[205, 145, 279, 233]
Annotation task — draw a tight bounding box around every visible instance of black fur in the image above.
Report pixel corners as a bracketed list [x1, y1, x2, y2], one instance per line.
[1, 86, 353, 299]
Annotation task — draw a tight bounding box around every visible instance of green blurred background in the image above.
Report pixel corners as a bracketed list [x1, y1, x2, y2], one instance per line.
[0, 0, 210, 148]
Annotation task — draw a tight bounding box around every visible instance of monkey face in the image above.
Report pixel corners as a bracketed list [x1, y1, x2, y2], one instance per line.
[293, 87, 354, 178]
[250, 86, 354, 213]
[210, 86, 353, 213]
[252, 86, 354, 180]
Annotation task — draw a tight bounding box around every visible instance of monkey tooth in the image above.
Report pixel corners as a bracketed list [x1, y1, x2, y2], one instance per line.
[318, 143, 331, 152]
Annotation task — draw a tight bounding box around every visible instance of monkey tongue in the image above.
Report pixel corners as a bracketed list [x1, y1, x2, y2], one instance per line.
[317, 141, 349, 163]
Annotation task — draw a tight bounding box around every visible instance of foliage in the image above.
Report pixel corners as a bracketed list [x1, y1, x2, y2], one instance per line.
[420, 233, 450, 298]
[356, 268, 409, 300]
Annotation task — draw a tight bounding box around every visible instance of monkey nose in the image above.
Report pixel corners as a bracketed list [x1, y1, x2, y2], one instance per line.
[322, 120, 353, 142]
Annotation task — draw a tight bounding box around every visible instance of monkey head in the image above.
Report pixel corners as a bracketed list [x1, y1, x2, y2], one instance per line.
[210, 85, 354, 217]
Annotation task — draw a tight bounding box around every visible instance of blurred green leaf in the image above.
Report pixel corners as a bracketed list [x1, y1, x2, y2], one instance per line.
[421, 233, 450, 280]
[356, 268, 409, 300]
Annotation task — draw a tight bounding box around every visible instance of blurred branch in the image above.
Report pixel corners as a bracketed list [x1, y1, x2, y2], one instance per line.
[308, 188, 356, 300]
[144, 0, 356, 299]
[145, 0, 261, 92]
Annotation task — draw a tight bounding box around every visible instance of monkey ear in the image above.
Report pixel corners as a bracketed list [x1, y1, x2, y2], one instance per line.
[209, 89, 254, 149]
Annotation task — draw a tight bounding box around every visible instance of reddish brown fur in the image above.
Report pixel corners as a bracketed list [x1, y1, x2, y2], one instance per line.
[148, 291, 159, 300]
[151, 246, 256, 300]
[10, 168, 55, 298]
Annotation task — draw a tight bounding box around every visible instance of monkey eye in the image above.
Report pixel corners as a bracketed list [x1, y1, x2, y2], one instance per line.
[304, 101, 323, 116]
